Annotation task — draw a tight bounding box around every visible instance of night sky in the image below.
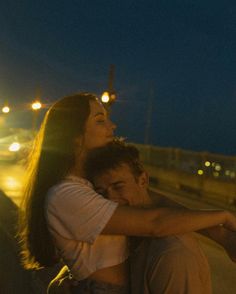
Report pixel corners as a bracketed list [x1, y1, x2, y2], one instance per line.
[0, 1, 236, 155]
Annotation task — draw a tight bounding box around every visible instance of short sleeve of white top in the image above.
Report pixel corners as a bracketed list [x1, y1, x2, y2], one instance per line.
[46, 175, 129, 281]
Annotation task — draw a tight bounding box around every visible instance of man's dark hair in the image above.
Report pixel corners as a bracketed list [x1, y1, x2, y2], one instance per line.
[84, 140, 144, 182]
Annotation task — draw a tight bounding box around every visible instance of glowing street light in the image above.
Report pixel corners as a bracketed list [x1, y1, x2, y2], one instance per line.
[101, 92, 110, 103]
[101, 91, 117, 106]
[101, 65, 117, 107]
[2, 106, 10, 113]
[31, 101, 42, 110]
[31, 100, 42, 131]
[9, 142, 21, 152]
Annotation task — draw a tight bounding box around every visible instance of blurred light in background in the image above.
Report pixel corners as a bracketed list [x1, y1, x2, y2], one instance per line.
[2, 106, 10, 113]
[8, 142, 21, 152]
[101, 92, 110, 103]
[31, 101, 42, 110]
[197, 169, 204, 175]
[204, 161, 211, 167]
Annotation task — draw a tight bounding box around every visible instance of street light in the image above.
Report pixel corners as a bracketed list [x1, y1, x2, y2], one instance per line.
[101, 65, 117, 108]
[31, 100, 42, 131]
[9, 142, 21, 152]
[101, 92, 110, 103]
[2, 106, 10, 113]
[101, 91, 116, 106]
[31, 101, 42, 110]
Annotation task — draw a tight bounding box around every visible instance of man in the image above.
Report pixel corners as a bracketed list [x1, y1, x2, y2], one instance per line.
[85, 141, 236, 293]
[48, 141, 236, 293]
[84, 141, 212, 293]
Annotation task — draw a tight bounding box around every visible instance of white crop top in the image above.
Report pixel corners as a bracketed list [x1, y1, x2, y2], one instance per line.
[46, 175, 129, 280]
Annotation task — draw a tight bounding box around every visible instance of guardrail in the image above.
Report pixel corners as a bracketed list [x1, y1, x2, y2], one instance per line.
[134, 144, 236, 182]
[133, 144, 236, 210]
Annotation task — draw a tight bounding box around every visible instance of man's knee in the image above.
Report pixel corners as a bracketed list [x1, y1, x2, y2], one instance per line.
[147, 235, 212, 293]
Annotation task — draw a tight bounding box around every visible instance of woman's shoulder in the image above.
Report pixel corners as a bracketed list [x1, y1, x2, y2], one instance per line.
[46, 175, 104, 204]
[50, 175, 92, 193]
[45, 175, 118, 234]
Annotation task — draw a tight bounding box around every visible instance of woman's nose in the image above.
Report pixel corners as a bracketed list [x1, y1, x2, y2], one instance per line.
[109, 119, 116, 130]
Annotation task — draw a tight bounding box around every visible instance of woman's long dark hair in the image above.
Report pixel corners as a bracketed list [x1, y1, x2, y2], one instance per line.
[19, 93, 97, 268]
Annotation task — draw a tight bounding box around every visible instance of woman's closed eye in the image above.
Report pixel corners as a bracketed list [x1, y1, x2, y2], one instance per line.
[95, 114, 107, 123]
[96, 120, 106, 124]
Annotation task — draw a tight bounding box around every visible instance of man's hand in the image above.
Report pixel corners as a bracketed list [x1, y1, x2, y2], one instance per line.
[221, 228, 236, 262]
[200, 221, 236, 263]
[223, 211, 236, 232]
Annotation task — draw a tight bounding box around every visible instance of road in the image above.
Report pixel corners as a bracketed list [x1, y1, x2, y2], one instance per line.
[0, 161, 25, 206]
[0, 161, 236, 293]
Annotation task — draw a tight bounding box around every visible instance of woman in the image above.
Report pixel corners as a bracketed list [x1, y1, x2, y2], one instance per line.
[20, 92, 236, 293]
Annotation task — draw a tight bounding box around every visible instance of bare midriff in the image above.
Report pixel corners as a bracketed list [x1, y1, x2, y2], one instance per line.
[89, 260, 129, 286]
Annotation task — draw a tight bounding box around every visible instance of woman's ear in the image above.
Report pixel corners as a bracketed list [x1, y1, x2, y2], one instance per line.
[138, 171, 149, 189]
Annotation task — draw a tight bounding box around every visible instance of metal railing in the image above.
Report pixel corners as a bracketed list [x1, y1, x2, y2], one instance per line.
[134, 144, 236, 183]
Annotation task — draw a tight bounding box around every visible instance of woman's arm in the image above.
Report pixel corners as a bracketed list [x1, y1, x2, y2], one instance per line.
[149, 190, 236, 261]
[102, 205, 236, 237]
[138, 189, 236, 260]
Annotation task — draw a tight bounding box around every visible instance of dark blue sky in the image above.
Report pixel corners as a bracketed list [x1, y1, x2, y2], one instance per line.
[0, 1, 236, 155]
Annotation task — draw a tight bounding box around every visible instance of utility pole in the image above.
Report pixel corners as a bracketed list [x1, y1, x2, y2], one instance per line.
[101, 65, 117, 106]
[144, 88, 154, 145]
[108, 64, 115, 95]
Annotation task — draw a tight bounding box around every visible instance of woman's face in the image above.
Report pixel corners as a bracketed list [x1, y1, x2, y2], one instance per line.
[82, 99, 116, 150]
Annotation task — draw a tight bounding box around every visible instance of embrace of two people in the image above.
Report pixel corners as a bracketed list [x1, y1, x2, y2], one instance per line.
[19, 93, 236, 294]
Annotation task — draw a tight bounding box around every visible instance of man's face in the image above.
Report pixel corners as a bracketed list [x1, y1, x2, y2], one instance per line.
[93, 163, 150, 207]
